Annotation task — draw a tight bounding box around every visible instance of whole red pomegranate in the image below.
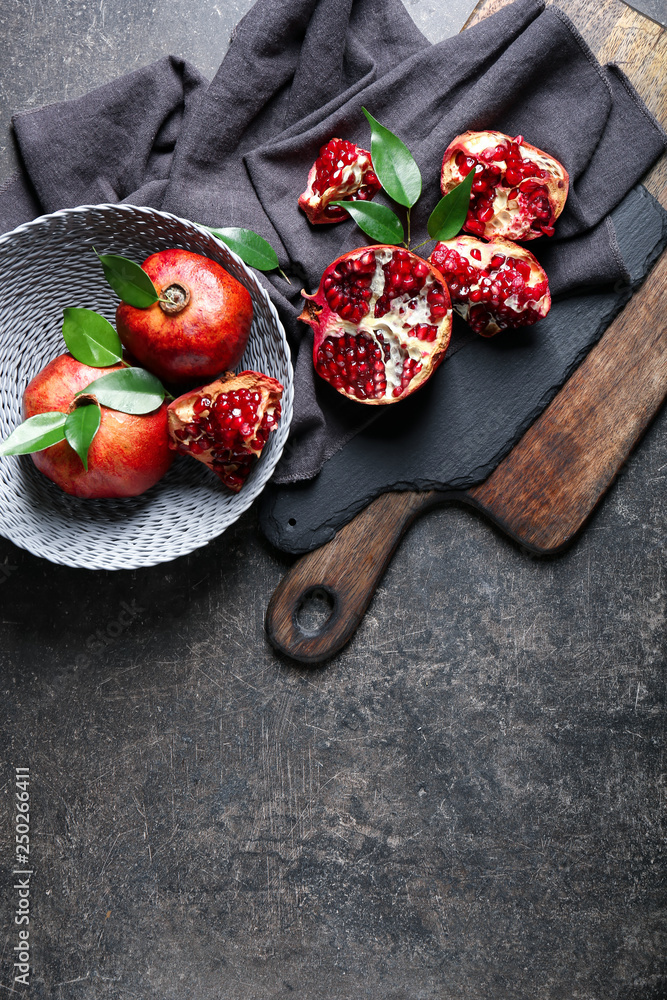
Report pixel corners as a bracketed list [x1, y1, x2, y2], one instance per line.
[299, 246, 452, 403]
[168, 370, 283, 492]
[298, 138, 382, 225]
[116, 249, 254, 384]
[430, 235, 550, 337]
[441, 130, 569, 241]
[23, 354, 173, 498]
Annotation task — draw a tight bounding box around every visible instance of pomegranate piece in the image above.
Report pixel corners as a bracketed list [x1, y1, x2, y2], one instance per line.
[430, 235, 551, 337]
[298, 138, 382, 225]
[299, 246, 452, 404]
[440, 130, 569, 241]
[116, 249, 254, 384]
[22, 354, 173, 498]
[167, 370, 283, 492]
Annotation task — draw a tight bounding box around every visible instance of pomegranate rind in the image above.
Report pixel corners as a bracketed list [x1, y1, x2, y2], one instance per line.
[167, 370, 283, 492]
[430, 235, 551, 337]
[299, 245, 452, 405]
[298, 138, 382, 225]
[440, 130, 569, 241]
[116, 249, 254, 384]
[22, 354, 174, 499]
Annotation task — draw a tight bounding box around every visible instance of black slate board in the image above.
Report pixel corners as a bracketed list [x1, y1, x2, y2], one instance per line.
[260, 185, 667, 554]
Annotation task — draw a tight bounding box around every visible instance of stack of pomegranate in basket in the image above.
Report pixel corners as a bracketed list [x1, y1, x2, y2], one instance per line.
[1, 248, 283, 498]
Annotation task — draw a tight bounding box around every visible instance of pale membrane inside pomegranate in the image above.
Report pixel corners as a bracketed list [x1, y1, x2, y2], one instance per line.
[441, 130, 569, 241]
[303, 247, 452, 403]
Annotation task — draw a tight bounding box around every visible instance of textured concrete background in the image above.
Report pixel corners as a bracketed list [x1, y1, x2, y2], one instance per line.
[0, 1, 665, 998]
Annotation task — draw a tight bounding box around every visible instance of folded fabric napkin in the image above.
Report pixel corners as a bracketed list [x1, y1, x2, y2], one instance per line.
[1, 0, 665, 485]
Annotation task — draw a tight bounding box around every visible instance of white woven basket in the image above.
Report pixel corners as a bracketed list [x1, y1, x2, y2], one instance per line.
[0, 203, 293, 570]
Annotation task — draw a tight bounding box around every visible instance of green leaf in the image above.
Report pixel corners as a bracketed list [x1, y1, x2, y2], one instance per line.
[77, 367, 165, 415]
[206, 227, 280, 272]
[62, 307, 123, 367]
[64, 402, 101, 471]
[330, 201, 405, 245]
[427, 169, 476, 241]
[0, 412, 67, 456]
[94, 249, 158, 308]
[362, 107, 421, 209]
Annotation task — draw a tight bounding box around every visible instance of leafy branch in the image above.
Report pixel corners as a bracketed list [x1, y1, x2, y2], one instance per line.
[331, 107, 473, 249]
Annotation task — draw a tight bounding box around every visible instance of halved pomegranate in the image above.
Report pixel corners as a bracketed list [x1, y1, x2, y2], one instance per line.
[167, 371, 283, 492]
[298, 138, 382, 225]
[430, 235, 550, 337]
[441, 130, 569, 241]
[299, 246, 452, 404]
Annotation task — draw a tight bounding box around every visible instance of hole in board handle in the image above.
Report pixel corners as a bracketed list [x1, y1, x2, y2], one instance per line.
[295, 587, 336, 636]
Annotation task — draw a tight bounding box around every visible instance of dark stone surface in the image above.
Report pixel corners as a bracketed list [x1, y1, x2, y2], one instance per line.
[0, 3, 665, 999]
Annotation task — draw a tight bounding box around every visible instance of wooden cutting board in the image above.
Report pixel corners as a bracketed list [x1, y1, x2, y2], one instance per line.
[265, 0, 667, 664]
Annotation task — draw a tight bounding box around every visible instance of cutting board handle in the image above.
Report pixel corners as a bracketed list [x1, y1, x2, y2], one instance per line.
[265, 490, 443, 663]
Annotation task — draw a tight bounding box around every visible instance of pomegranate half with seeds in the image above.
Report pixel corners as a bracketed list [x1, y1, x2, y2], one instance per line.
[168, 370, 283, 492]
[298, 138, 382, 225]
[430, 236, 551, 337]
[300, 246, 452, 404]
[441, 130, 569, 241]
